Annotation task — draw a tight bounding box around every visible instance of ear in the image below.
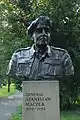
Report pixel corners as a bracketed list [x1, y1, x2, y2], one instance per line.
[31, 37, 34, 41]
[31, 32, 35, 41]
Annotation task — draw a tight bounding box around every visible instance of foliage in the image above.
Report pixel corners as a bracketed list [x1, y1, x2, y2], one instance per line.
[0, 1, 32, 83]
[10, 105, 22, 120]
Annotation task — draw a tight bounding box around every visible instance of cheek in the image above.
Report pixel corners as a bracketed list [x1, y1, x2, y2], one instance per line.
[32, 33, 37, 42]
[47, 33, 50, 41]
[48, 33, 50, 37]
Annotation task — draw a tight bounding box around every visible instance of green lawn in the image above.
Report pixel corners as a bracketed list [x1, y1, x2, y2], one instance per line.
[61, 110, 80, 120]
[0, 84, 16, 97]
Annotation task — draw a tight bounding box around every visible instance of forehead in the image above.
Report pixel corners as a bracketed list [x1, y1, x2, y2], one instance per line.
[36, 23, 50, 29]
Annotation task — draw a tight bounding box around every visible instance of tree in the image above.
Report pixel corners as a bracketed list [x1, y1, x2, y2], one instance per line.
[0, 1, 32, 85]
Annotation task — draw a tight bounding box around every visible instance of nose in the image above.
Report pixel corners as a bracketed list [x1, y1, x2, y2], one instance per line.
[42, 29, 46, 35]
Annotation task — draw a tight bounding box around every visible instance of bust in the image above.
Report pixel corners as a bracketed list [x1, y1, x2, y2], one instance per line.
[7, 16, 74, 80]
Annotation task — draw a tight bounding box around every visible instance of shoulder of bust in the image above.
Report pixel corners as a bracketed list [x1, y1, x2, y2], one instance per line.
[12, 47, 32, 58]
[14, 47, 31, 53]
[51, 46, 67, 53]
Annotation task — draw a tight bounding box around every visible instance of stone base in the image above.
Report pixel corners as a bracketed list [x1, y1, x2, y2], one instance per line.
[22, 81, 60, 120]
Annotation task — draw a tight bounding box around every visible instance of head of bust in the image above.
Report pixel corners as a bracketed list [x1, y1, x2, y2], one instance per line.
[27, 16, 51, 49]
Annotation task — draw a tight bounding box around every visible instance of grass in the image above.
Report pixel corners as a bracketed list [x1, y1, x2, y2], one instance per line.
[10, 113, 21, 120]
[10, 105, 80, 120]
[0, 84, 16, 97]
[10, 105, 22, 120]
[61, 110, 80, 120]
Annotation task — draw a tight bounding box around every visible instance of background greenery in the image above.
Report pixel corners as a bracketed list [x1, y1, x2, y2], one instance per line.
[0, 0, 80, 109]
[0, 84, 16, 97]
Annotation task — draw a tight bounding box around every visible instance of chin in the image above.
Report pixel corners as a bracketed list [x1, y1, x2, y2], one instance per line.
[38, 44, 47, 49]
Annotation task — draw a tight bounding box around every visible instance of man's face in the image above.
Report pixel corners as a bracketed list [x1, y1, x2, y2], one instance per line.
[32, 23, 50, 49]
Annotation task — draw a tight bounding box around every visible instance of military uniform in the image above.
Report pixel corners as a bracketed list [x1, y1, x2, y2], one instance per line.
[7, 45, 74, 80]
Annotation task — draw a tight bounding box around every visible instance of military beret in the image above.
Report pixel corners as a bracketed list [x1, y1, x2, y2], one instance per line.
[27, 16, 51, 37]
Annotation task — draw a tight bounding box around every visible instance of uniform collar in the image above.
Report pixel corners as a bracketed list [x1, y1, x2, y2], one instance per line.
[47, 45, 51, 57]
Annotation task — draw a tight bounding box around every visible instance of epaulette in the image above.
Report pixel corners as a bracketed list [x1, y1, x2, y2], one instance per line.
[15, 47, 31, 53]
[51, 46, 67, 53]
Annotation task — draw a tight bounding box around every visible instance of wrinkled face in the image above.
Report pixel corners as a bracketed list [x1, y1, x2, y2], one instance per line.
[32, 23, 50, 49]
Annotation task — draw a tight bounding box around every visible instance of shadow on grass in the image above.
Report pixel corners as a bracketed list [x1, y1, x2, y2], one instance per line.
[61, 107, 80, 120]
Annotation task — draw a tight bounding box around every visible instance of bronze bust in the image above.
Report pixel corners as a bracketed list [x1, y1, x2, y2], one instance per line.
[7, 16, 74, 80]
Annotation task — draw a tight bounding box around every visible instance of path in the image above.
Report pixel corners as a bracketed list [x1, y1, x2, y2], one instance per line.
[0, 91, 22, 120]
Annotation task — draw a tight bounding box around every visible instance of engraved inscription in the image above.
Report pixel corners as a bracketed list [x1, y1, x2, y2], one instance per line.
[25, 92, 51, 111]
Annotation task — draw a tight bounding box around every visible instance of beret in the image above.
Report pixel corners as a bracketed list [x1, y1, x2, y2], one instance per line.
[27, 16, 51, 37]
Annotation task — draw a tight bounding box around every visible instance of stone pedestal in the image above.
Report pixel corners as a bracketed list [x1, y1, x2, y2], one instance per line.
[22, 81, 60, 120]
